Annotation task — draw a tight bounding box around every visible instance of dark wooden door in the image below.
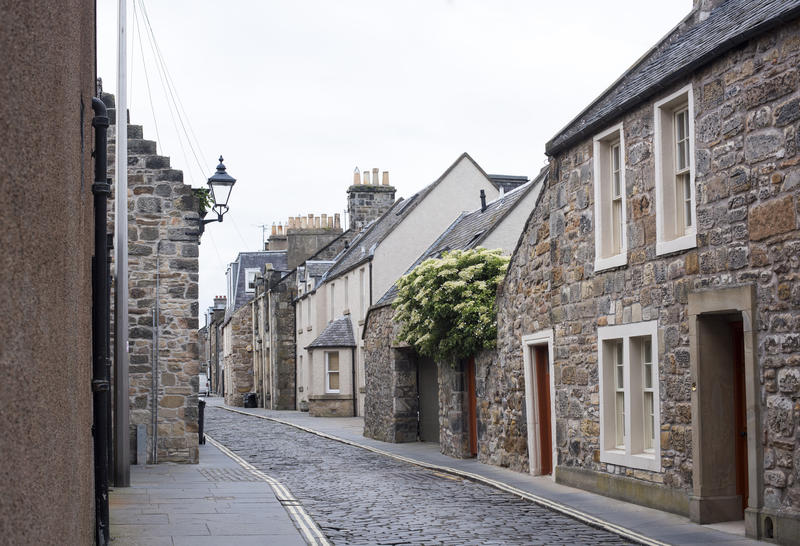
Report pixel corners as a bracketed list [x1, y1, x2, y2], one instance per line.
[417, 358, 439, 443]
[467, 357, 477, 457]
[731, 321, 748, 514]
[535, 346, 552, 475]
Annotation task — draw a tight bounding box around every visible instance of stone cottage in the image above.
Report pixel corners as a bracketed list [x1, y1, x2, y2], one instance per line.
[296, 154, 524, 418]
[362, 167, 543, 456]
[104, 92, 202, 464]
[488, 0, 800, 543]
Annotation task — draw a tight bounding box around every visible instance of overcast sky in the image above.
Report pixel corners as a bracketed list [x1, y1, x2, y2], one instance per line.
[97, 0, 692, 321]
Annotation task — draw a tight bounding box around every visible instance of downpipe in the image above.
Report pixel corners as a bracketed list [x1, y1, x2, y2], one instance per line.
[91, 96, 111, 546]
[152, 240, 162, 464]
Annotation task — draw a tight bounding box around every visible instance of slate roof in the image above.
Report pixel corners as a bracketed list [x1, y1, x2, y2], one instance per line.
[323, 152, 517, 283]
[375, 166, 547, 307]
[307, 316, 356, 348]
[227, 251, 290, 318]
[546, 0, 800, 155]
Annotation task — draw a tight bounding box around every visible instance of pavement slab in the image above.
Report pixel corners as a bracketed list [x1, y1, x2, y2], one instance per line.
[109, 438, 307, 545]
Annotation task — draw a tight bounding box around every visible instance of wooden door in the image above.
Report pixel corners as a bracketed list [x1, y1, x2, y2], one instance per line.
[467, 357, 478, 457]
[731, 321, 748, 514]
[535, 346, 552, 475]
[417, 358, 439, 443]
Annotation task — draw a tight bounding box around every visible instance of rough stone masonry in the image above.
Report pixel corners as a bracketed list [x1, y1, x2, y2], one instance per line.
[105, 92, 200, 464]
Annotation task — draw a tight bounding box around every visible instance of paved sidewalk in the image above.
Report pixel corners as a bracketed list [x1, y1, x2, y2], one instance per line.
[109, 437, 307, 546]
[207, 396, 760, 546]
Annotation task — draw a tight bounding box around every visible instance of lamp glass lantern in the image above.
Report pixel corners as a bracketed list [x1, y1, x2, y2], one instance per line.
[208, 155, 236, 218]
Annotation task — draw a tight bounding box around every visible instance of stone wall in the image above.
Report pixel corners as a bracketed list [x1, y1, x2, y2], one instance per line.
[0, 2, 96, 541]
[439, 360, 470, 458]
[209, 306, 224, 394]
[363, 305, 418, 443]
[106, 94, 200, 464]
[287, 228, 343, 270]
[347, 184, 396, 231]
[490, 17, 800, 519]
[267, 269, 297, 409]
[224, 303, 253, 406]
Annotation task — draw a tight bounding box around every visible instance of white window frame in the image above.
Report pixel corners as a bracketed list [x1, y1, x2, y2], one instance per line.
[325, 351, 340, 393]
[244, 268, 260, 293]
[598, 320, 661, 472]
[521, 329, 557, 480]
[593, 122, 628, 272]
[654, 84, 697, 256]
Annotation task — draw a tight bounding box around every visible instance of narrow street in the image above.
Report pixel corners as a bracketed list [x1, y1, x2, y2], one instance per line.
[205, 406, 632, 545]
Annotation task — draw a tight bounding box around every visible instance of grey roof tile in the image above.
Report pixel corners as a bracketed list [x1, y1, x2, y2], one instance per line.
[546, 0, 800, 155]
[375, 166, 547, 306]
[227, 251, 290, 317]
[307, 316, 356, 348]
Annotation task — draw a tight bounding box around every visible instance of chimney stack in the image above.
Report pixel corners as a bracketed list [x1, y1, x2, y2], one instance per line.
[213, 295, 227, 309]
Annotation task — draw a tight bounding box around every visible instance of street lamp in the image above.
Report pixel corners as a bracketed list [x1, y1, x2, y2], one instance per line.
[206, 155, 236, 223]
[193, 156, 236, 237]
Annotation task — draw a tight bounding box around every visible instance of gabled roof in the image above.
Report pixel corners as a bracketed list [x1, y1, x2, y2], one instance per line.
[307, 316, 356, 348]
[546, 0, 800, 155]
[322, 152, 505, 283]
[374, 166, 547, 307]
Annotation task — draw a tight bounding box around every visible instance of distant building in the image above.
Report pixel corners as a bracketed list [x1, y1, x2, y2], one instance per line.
[295, 154, 520, 417]
[362, 167, 544, 453]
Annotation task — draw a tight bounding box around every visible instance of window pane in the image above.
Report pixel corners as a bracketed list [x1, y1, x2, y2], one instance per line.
[328, 353, 339, 371]
[616, 392, 625, 447]
[329, 372, 339, 390]
[615, 342, 624, 388]
[644, 392, 654, 450]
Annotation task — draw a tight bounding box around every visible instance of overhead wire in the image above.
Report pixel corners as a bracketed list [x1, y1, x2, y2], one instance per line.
[139, 0, 209, 183]
[132, 0, 162, 147]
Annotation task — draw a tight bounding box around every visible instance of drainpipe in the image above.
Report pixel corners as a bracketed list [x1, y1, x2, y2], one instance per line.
[293, 299, 298, 410]
[351, 346, 357, 417]
[90, 97, 111, 546]
[152, 240, 162, 464]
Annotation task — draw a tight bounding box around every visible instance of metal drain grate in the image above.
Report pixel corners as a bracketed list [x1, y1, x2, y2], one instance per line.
[199, 467, 261, 482]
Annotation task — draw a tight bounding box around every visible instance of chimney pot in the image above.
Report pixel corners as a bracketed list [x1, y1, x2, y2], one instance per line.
[353, 167, 361, 185]
[480, 189, 487, 212]
[372, 168, 379, 185]
[334, 213, 341, 229]
[321, 213, 327, 227]
[363, 171, 370, 185]
[382, 171, 390, 185]
[271, 223, 277, 235]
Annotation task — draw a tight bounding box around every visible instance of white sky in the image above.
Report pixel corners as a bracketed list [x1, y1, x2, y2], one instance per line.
[97, 0, 692, 321]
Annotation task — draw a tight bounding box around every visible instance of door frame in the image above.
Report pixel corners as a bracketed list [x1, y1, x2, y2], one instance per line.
[521, 330, 556, 478]
[688, 285, 761, 528]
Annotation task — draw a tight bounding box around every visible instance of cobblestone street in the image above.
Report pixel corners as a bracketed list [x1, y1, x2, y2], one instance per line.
[205, 407, 632, 545]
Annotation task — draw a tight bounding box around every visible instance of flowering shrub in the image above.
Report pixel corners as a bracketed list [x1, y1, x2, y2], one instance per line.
[393, 247, 509, 365]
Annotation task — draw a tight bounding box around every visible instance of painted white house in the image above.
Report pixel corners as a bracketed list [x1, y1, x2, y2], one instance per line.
[295, 153, 526, 417]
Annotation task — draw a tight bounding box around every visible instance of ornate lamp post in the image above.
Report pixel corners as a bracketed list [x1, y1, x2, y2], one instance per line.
[196, 156, 237, 236]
